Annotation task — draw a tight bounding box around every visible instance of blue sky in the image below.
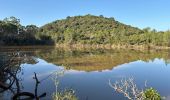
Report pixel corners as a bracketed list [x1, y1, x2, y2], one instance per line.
[0, 0, 170, 31]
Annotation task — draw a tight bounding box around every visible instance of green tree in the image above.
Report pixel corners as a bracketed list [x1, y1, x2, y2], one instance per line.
[3, 16, 21, 34]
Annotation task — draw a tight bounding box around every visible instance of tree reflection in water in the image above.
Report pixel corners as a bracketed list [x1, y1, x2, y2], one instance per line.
[0, 52, 46, 100]
[0, 51, 78, 100]
[1, 47, 170, 100]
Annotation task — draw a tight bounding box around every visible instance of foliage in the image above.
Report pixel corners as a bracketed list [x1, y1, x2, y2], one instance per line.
[39, 14, 143, 45]
[39, 14, 170, 47]
[144, 88, 161, 100]
[1, 15, 170, 47]
[0, 16, 54, 45]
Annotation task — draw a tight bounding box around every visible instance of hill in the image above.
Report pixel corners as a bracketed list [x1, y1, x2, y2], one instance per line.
[39, 14, 143, 44]
[1, 15, 170, 47]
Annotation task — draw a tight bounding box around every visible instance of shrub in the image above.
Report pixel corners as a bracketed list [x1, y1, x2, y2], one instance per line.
[144, 88, 161, 100]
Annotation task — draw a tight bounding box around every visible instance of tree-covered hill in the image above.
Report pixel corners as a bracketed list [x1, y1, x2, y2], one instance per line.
[1, 15, 170, 47]
[39, 14, 143, 44]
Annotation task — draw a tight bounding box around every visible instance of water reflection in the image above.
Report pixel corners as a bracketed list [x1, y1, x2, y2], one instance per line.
[0, 52, 47, 100]
[0, 47, 170, 100]
[36, 48, 170, 71]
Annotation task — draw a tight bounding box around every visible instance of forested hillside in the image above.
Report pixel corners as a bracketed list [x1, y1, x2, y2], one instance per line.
[39, 15, 170, 46]
[1, 15, 170, 47]
[40, 15, 143, 44]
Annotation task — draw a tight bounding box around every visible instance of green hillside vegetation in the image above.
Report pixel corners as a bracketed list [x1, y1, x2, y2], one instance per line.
[1, 15, 170, 47]
[39, 14, 170, 47]
[0, 17, 54, 45]
[39, 14, 142, 44]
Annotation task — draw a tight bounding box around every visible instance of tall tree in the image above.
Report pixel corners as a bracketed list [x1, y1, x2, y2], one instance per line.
[3, 16, 21, 34]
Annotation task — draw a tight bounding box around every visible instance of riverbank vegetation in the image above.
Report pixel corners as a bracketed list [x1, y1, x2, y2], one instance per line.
[0, 17, 54, 45]
[1, 15, 170, 48]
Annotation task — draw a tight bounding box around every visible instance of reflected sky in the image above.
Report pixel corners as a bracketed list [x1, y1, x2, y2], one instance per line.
[12, 58, 170, 100]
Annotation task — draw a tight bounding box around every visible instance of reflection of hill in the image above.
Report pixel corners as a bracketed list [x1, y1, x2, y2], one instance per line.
[36, 48, 170, 72]
[1, 47, 170, 72]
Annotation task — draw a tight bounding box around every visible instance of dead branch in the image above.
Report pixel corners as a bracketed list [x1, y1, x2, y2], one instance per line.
[109, 78, 145, 100]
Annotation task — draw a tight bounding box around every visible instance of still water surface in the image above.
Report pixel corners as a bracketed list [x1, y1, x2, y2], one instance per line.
[0, 47, 170, 100]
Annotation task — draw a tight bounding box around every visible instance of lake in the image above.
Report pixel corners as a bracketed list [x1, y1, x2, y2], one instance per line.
[0, 47, 170, 100]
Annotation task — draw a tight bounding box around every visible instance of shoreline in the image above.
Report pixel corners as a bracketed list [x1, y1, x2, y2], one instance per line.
[0, 44, 170, 50]
[55, 44, 170, 50]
